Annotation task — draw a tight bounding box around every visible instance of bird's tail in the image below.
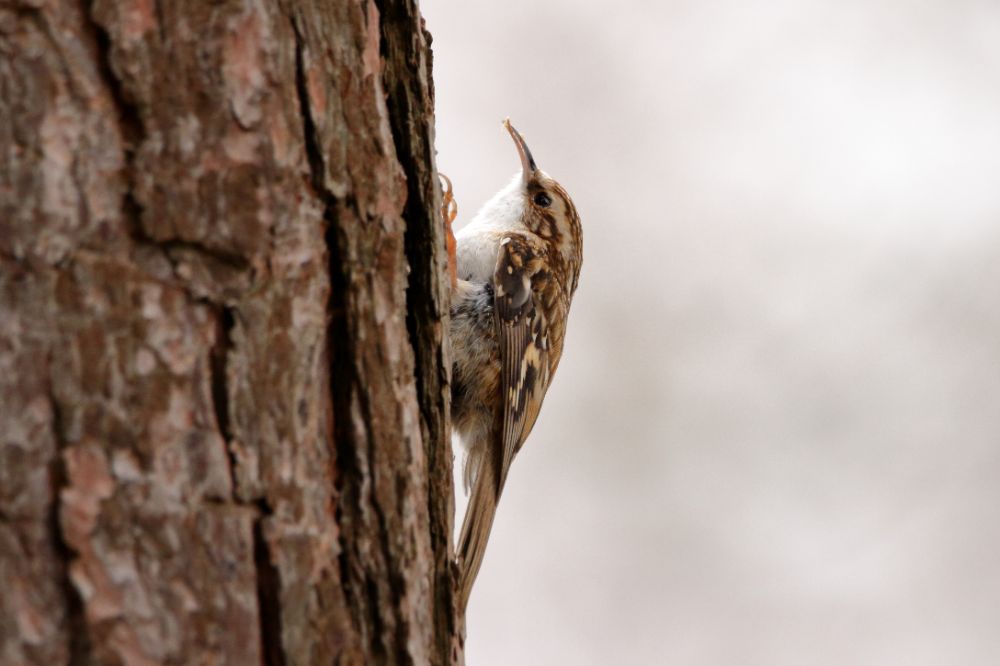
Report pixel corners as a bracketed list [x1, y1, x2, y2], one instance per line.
[457, 453, 500, 611]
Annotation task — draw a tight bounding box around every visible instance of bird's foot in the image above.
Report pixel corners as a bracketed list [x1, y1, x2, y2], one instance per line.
[439, 173, 458, 289]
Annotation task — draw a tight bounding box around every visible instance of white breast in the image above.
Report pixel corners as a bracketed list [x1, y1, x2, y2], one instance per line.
[455, 174, 525, 283]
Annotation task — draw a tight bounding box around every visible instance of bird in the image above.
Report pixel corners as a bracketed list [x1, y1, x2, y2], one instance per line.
[444, 119, 583, 611]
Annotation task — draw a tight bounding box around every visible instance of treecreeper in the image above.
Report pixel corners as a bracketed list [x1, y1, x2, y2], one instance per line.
[443, 119, 584, 611]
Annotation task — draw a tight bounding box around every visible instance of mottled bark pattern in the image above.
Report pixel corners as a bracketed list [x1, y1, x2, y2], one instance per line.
[0, 0, 458, 664]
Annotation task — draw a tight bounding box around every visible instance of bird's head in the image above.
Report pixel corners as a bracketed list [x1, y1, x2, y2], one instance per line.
[500, 119, 583, 291]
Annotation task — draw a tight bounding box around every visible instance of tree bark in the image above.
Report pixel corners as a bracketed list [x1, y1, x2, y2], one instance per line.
[0, 0, 460, 663]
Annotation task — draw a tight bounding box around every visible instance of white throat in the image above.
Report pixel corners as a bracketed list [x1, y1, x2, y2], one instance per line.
[454, 174, 525, 283]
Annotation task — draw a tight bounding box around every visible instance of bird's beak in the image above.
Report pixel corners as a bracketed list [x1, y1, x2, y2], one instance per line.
[504, 118, 537, 184]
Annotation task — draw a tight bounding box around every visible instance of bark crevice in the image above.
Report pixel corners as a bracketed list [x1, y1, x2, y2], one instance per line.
[47, 375, 91, 665]
[289, 10, 370, 655]
[253, 501, 286, 666]
[291, 17, 328, 194]
[88, 8, 141, 149]
[377, 3, 461, 660]
[210, 304, 237, 497]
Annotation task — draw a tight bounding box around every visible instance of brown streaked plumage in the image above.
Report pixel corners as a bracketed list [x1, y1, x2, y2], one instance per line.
[446, 119, 583, 611]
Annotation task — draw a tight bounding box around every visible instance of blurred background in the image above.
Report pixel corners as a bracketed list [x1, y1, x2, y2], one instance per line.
[420, 0, 1000, 663]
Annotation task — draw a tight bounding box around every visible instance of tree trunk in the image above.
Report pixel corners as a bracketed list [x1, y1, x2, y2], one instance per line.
[0, 0, 460, 663]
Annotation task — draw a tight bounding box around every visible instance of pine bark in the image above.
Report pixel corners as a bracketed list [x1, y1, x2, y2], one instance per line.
[0, 0, 460, 664]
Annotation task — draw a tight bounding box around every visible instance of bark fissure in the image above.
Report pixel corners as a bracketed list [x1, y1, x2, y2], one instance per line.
[325, 209, 367, 648]
[87, 7, 141, 149]
[291, 18, 327, 193]
[379, 5, 438, 437]
[253, 501, 286, 666]
[159, 240, 252, 272]
[292, 7, 433, 658]
[210, 304, 236, 481]
[290, 11, 372, 657]
[47, 383, 91, 666]
[376, 3, 461, 661]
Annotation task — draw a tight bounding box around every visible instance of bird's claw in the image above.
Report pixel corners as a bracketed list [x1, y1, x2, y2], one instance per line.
[439, 173, 458, 289]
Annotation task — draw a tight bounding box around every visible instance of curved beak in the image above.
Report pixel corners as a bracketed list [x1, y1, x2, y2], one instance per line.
[503, 118, 537, 183]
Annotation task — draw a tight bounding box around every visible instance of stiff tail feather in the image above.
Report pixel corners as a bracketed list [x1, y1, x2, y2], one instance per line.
[457, 453, 500, 611]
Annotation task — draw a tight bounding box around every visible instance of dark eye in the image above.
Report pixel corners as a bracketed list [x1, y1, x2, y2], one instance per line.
[533, 192, 552, 207]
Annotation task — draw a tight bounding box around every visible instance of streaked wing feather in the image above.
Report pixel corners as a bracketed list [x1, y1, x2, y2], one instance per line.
[494, 235, 550, 491]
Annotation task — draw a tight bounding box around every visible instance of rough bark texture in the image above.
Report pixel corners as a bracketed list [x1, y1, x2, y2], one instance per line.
[0, 0, 460, 664]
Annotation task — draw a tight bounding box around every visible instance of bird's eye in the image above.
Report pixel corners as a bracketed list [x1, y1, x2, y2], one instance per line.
[533, 192, 552, 208]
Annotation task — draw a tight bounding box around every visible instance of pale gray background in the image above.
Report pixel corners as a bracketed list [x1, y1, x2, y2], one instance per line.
[420, 0, 1000, 663]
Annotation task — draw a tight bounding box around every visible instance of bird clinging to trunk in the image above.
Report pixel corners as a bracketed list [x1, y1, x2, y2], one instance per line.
[446, 119, 583, 611]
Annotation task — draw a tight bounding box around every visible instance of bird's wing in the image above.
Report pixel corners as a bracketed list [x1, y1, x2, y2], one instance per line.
[458, 232, 551, 609]
[492, 233, 551, 492]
